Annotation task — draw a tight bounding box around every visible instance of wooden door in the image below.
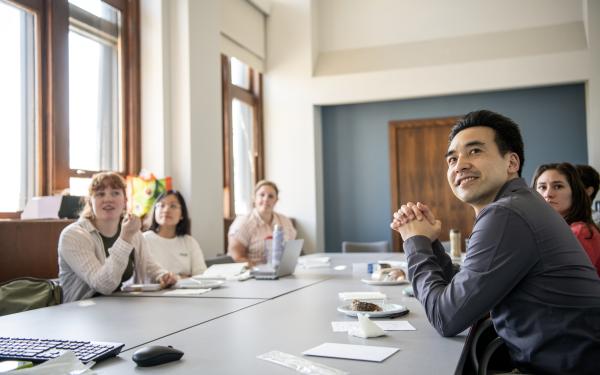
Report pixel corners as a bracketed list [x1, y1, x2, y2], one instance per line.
[389, 117, 474, 251]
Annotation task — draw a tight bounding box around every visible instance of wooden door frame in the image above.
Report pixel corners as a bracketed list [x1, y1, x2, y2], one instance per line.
[388, 116, 461, 251]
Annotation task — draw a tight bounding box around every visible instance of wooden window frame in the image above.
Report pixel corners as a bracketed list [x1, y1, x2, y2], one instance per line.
[221, 54, 264, 220]
[0, 0, 140, 217]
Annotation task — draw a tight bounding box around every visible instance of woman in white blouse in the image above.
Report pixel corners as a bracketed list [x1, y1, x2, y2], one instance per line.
[144, 190, 207, 278]
[227, 180, 297, 266]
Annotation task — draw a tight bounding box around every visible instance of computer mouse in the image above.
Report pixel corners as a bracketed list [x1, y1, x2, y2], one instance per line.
[132, 345, 184, 367]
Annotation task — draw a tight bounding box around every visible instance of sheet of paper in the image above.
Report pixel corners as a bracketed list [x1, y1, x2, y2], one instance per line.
[331, 321, 415, 332]
[163, 288, 211, 296]
[303, 342, 399, 362]
[338, 291, 387, 301]
[198, 263, 247, 279]
[299, 256, 331, 268]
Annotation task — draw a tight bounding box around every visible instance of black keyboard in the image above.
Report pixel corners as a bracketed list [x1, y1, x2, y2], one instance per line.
[0, 337, 124, 363]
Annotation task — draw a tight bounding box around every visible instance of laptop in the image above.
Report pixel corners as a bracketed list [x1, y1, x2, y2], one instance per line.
[251, 239, 304, 280]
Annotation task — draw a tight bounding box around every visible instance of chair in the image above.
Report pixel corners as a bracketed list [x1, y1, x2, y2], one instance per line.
[341, 241, 389, 253]
[458, 316, 512, 375]
[205, 255, 235, 267]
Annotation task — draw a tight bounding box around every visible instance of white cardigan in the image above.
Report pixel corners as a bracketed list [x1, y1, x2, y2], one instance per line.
[58, 218, 167, 302]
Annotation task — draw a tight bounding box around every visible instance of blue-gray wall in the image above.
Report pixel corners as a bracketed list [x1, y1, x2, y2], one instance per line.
[322, 84, 587, 252]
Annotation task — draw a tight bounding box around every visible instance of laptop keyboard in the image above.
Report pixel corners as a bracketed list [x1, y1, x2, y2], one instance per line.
[0, 337, 124, 363]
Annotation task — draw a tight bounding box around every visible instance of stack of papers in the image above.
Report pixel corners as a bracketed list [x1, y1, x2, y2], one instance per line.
[193, 263, 248, 281]
[303, 343, 399, 362]
[338, 291, 387, 302]
[163, 289, 211, 296]
[298, 256, 331, 269]
[331, 321, 415, 332]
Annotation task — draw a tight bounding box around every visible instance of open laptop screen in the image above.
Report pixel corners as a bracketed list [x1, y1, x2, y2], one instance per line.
[252, 239, 304, 279]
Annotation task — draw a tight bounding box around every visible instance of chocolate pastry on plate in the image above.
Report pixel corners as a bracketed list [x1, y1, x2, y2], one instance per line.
[350, 299, 382, 312]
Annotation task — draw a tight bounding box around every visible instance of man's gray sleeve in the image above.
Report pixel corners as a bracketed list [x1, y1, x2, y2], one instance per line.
[404, 206, 539, 337]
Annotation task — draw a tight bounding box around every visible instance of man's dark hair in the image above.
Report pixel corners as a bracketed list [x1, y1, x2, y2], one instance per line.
[449, 110, 525, 177]
[576, 164, 599, 202]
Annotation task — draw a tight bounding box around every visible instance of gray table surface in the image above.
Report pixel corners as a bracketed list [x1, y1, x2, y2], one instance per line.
[0, 297, 260, 351]
[2, 253, 467, 374]
[96, 257, 466, 374]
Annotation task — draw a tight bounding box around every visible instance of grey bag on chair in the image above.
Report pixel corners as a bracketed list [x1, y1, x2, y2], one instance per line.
[0, 277, 62, 316]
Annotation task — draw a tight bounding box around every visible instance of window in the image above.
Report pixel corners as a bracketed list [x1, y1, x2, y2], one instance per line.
[222, 55, 264, 219]
[68, 0, 122, 191]
[0, 1, 38, 214]
[0, 0, 140, 215]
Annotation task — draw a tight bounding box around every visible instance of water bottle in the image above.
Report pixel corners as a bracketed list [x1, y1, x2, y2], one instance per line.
[450, 229, 462, 259]
[272, 224, 285, 268]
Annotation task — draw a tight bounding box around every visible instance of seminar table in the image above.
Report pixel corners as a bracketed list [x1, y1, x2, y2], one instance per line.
[1, 253, 467, 374]
[0, 297, 260, 351]
[97, 272, 466, 374]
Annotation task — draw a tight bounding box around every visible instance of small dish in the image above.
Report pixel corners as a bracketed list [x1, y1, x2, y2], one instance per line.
[176, 279, 225, 289]
[361, 278, 409, 286]
[337, 303, 408, 318]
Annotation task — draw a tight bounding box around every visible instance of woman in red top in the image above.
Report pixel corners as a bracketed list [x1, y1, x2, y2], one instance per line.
[533, 162, 600, 276]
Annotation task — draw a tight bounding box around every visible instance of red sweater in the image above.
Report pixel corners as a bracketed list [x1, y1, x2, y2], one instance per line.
[570, 221, 600, 277]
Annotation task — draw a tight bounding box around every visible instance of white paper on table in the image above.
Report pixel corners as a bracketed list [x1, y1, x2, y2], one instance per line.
[338, 292, 387, 302]
[163, 288, 211, 296]
[7, 351, 96, 374]
[195, 263, 247, 280]
[331, 321, 416, 332]
[298, 256, 331, 269]
[303, 342, 399, 362]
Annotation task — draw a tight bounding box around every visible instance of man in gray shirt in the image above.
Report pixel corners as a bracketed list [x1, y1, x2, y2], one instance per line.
[391, 110, 600, 375]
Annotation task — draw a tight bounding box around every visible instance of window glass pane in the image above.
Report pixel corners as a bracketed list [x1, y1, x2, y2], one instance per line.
[232, 99, 255, 215]
[69, 177, 92, 197]
[230, 57, 250, 90]
[68, 2, 121, 173]
[0, 2, 37, 212]
[69, 0, 113, 21]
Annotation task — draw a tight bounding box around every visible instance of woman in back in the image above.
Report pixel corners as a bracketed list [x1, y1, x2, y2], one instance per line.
[227, 180, 296, 266]
[144, 190, 207, 278]
[532, 162, 600, 276]
[58, 172, 177, 302]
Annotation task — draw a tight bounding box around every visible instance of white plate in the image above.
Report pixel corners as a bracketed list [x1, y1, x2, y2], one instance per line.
[361, 278, 409, 286]
[176, 279, 225, 289]
[337, 303, 408, 318]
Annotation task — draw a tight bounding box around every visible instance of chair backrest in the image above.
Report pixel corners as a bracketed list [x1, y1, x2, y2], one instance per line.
[341, 241, 389, 253]
[205, 255, 235, 268]
[477, 337, 509, 375]
[454, 316, 512, 375]
[470, 317, 498, 374]
[0, 277, 62, 317]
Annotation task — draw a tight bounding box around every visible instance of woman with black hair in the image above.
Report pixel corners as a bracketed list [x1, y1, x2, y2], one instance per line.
[143, 190, 207, 278]
[532, 162, 600, 276]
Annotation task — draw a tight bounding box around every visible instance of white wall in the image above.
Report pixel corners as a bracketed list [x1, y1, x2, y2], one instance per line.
[265, 0, 600, 252]
[141, 0, 223, 257]
[586, 0, 600, 169]
[263, 0, 320, 252]
[141, 0, 599, 253]
[317, 0, 582, 51]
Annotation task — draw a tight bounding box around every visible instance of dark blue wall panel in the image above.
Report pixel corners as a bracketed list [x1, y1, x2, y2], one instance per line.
[322, 84, 587, 252]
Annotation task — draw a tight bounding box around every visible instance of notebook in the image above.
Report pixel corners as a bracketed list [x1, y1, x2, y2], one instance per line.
[251, 239, 304, 280]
